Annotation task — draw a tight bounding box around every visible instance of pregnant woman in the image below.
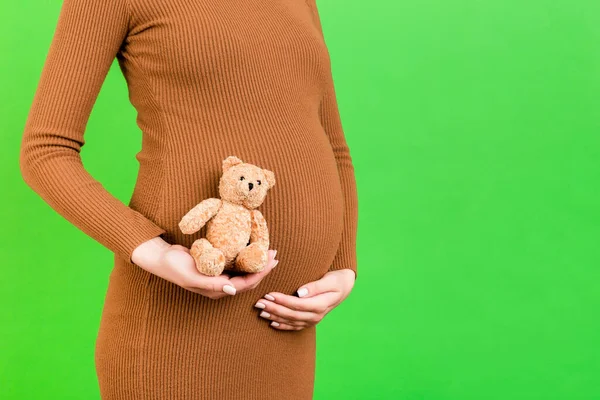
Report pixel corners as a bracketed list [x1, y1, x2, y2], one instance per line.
[19, 0, 359, 398]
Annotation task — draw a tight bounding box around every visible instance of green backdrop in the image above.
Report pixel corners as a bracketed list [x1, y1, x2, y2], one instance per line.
[2, 0, 600, 399]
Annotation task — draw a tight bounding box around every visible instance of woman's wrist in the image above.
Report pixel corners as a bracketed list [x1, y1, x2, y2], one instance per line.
[327, 268, 355, 281]
[131, 235, 171, 269]
[322, 268, 356, 295]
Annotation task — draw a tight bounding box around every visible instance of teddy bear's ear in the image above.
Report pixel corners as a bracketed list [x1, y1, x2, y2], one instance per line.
[263, 169, 275, 188]
[222, 156, 243, 172]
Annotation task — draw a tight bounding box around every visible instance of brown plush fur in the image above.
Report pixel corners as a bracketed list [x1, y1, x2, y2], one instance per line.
[179, 156, 275, 276]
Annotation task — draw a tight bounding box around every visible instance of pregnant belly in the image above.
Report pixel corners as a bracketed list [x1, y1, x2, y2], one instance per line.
[137, 122, 346, 289]
[260, 145, 346, 287]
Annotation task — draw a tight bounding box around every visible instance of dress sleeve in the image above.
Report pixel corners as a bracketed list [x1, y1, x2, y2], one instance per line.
[306, 0, 359, 279]
[19, 0, 166, 264]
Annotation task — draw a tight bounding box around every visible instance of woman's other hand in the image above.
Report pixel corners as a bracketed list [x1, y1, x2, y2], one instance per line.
[254, 268, 356, 330]
[131, 236, 278, 299]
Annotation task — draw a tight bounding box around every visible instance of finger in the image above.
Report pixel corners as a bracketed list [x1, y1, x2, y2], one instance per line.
[229, 267, 269, 289]
[229, 272, 263, 292]
[265, 249, 281, 269]
[271, 249, 278, 265]
[254, 299, 319, 323]
[257, 310, 308, 327]
[264, 249, 279, 270]
[270, 321, 303, 331]
[261, 291, 338, 313]
[189, 274, 236, 295]
[295, 273, 340, 298]
[229, 249, 278, 290]
[257, 308, 300, 325]
[266, 249, 279, 268]
[184, 287, 228, 299]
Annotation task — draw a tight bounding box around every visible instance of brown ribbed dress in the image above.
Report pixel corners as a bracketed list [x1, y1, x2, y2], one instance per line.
[19, 0, 358, 398]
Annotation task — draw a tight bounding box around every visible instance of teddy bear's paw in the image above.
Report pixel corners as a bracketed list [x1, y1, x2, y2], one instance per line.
[235, 243, 268, 273]
[190, 238, 226, 276]
[196, 249, 226, 276]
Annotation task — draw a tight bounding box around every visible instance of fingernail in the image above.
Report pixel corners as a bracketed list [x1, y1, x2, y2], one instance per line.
[297, 287, 308, 297]
[273, 250, 278, 258]
[271, 321, 280, 327]
[264, 294, 275, 301]
[260, 311, 271, 318]
[272, 260, 279, 268]
[254, 302, 266, 309]
[223, 285, 236, 295]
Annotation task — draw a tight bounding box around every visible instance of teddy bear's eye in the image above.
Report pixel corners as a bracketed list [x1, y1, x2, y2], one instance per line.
[240, 176, 245, 181]
[257, 180, 261, 185]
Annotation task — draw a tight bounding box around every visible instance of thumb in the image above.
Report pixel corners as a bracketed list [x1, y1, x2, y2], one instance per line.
[193, 275, 236, 294]
[295, 273, 337, 298]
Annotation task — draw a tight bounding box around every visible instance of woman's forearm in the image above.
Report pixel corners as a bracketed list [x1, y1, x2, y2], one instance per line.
[20, 0, 166, 263]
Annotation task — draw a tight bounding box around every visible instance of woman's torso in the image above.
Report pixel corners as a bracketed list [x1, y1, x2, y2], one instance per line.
[119, 0, 345, 302]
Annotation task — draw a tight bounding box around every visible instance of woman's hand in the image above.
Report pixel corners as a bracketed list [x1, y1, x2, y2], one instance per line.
[131, 236, 279, 299]
[253, 268, 356, 330]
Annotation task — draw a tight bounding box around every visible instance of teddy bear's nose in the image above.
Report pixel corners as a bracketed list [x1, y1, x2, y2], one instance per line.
[248, 182, 254, 191]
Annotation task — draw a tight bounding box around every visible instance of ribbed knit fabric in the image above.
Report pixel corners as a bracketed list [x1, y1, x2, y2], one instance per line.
[19, 0, 358, 398]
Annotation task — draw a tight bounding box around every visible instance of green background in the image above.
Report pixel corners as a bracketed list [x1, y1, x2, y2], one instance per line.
[2, 0, 599, 399]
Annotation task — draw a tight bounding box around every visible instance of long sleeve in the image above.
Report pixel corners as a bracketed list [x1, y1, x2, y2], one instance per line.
[306, 0, 359, 279]
[19, 0, 166, 264]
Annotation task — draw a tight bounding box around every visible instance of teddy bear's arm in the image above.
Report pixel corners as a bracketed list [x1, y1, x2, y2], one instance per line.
[178, 198, 222, 235]
[249, 209, 269, 249]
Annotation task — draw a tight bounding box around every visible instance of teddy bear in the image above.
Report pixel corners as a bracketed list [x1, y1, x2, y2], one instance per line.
[178, 155, 276, 276]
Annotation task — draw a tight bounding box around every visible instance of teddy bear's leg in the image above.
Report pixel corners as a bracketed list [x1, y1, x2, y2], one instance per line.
[190, 238, 226, 276]
[235, 243, 268, 273]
